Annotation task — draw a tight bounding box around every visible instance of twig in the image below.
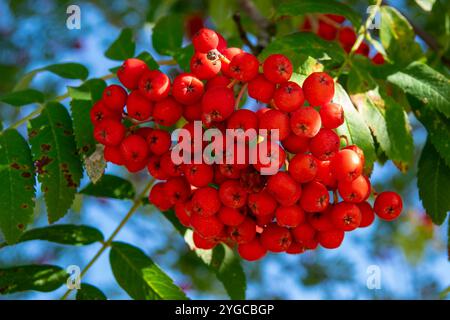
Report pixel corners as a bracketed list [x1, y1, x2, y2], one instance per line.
[60, 178, 156, 300]
[232, 12, 258, 54]
[235, 83, 248, 109]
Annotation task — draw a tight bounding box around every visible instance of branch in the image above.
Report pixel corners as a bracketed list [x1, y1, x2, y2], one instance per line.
[232, 12, 258, 54]
[60, 178, 156, 300]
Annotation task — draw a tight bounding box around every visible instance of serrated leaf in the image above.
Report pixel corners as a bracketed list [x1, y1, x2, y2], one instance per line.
[28, 102, 83, 223]
[387, 61, 450, 118]
[276, 0, 361, 27]
[259, 33, 346, 70]
[69, 78, 107, 157]
[152, 14, 184, 56]
[109, 241, 188, 300]
[76, 283, 107, 300]
[162, 210, 246, 300]
[43, 63, 89, 80]
[17, 224, 103, 246]
[0, 89, 44, 107]
[334, 83, 377, 168]
[0, 129, 35, 244]
[380, 6, 423, 64]
[0, 265, 67, 294]
[105, 28, 136, 61]
[417, 140, 450, 225]
[80, 174, 135, 199]
[174, 45, 194, 73]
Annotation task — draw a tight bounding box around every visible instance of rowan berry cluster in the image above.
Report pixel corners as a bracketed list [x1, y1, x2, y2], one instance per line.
[89, 27, 402, 261]
[301, 14, 385, 65]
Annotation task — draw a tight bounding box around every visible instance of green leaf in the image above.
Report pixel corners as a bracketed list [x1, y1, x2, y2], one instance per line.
[380, 6, 423, 64]
[174, 45, 195, 73]
[161, 210, 246, 300]
[69, 78, 107, 157]
[0, 265, 66, 294]
[0, 129, 35, 244]
[184, 229, 246, 300]
[109, 241, 188, 300]
[18, 224, 103, 246]
[76, 283, 107, 300]
[334, 83, 376, 168]
[387, 61, 450, 118]
[28, 102, 83, 223]
[105, 28, 136, 61]
[259, 33, 346, 70]
[0, 89, 44, 107]
[152, 15, 184, 56]
[417, 140, 450, 225]
[43, 63, 89, 80]
[80, 174, 135, 199]
[276, 0, 361, 27]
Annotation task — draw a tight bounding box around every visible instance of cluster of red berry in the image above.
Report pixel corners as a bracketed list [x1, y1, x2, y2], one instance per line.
[301, 14, 385, 65]
[89, 27, 402, 261]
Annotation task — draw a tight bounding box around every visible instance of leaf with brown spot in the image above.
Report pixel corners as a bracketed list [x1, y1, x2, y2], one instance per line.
[0, 129, 35, 244]
[28, 102, 82, 223]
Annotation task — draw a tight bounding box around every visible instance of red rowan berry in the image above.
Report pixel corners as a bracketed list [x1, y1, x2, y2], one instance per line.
[267, 172, 302, 206]
[149, 182, 172, 211]
[193, 231, 217, 249]
[172, 73, 204, 105]
[318, 229, 344, 249]
[126, 90, 153, 121]
[302, 72, 335, 107]
[206, 75, 231, 90]
[372, 52, 385, 65]
[120, 134, 149, 163]
[218, 164, 241, 179]
[258, 109, 291, 141]
[355, 42, 370, 56]
[338, 27, 357, 52]
[290, 106, 321, 138]
[138, 70, 170, 101]
[220, 48, 243, 76]
[330, 202, 361, 231]
[164, 177, 191, 205]
[281, 134, 309, 154]
[288, 153, 318, 183]
[183, 102, 203, 122]
[253, 142, 287, 174]
[338, 175, 370, 203]
[273, 81, 305, 112]
[276, 205, 305, 228]
[291, 222, 316, 243]
[202, 86, 235, 122]
[319, 102, 344, 129]
[93, 119, 126, 146]
[228, 52, 259, 82]
[326, 14, 346, 23]
[229, 218, 257, 244]
[226, 109, 259, 132]
[218, 206, 246, 226]
[184, 163, 214, 187]
[286, 241, 306, 254]
[300, 181, 329, 212]
[125, 157, 148, 173]
[374, 191, 403, 221]
[190, 213, 224, 239]
[190, 52, 221, 80]
[256, 214, 275, 228]
[343, 145, 365, 166]
[314, 160, 338, 190]
[317, 21, 337, 41]
[192, 28, 219, 53]
[357, 201, 375, 228]
[219, 180, 248, 209]
[331, 149, 363, 182]
[248, 74, 276, 103]
[117, 58, 149, 90]
[216, 32, 227, 53]
[238, 237, 267, 261]
[135, 127, 153, 140]
[104, 145, 125, 165]
[90, 101, 121, 125]
[309, 128, 340, 160]
[174, 201, 191, 227]
[160, 151, 184, 177]
[147, 155, 170, 180]
[191, 186, 221, 217]
[153, 97, 183, 126]
[307, 210, 334, 232]
[248, 191, 278, 217]
[147, 129, 171, 155]
[102, 85, 127, 112]
[263, 54, 293, 84]
[260, 223, 292, 252]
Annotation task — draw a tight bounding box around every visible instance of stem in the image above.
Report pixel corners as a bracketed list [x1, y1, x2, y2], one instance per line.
[227, 79, 238, 89]
[9, 105, 44, 129]
[232, 12, 258, 54]
[157, 59, 177, 66]
[334, 0, 383, 79]
[60, 178, 156, 300]
[235, 83, 248, 110]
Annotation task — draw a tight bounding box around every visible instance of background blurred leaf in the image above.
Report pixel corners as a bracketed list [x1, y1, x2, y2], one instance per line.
[43, 63, 89, 80]
[80, 174, 135, 199]
[76, 283, 107, 300]
[105, 28, 136, 61]
[28, 102, 83, 223]
[109, 241, 188, 300]
[0, 89, 44, 107]
[174, 45, 195, 72]
[0, 129, 35, 244]
[0, 265, 66, 294]
[152, 15, 184, 56]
